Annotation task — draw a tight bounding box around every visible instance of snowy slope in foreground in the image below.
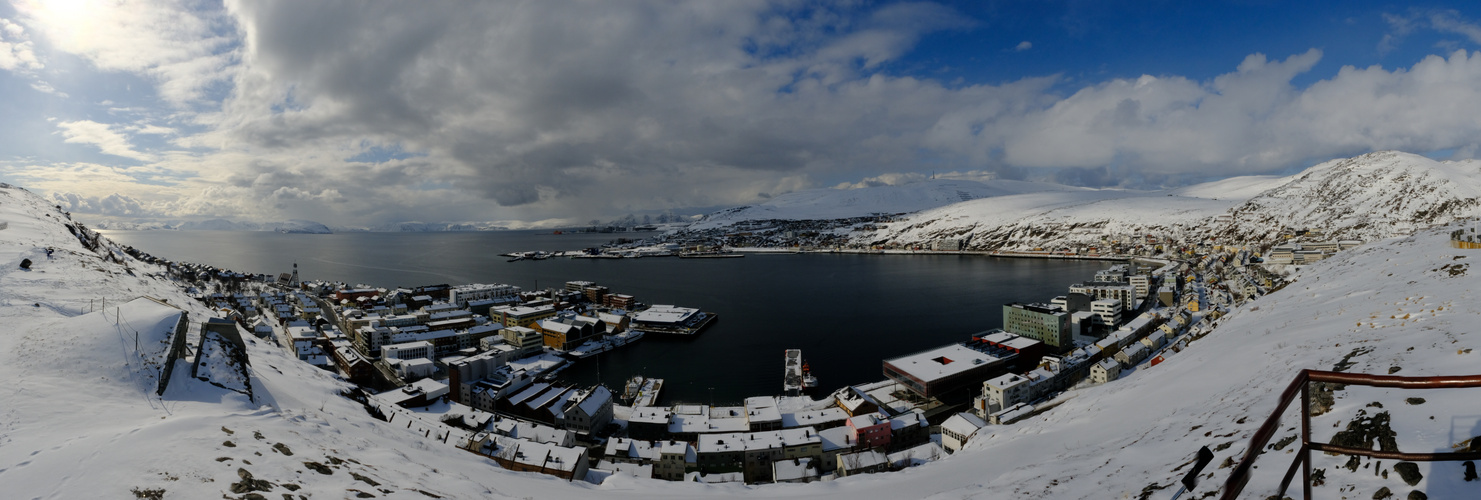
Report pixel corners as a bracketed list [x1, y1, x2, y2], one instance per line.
[4, 180, 1481, 499]
[691, 179, 1080, 229]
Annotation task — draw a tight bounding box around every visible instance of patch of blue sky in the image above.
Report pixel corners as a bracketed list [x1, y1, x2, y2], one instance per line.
[885, 0, 1481, 92]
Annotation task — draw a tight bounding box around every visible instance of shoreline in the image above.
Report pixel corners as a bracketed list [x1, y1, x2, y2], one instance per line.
[727, 246, 1138, 262]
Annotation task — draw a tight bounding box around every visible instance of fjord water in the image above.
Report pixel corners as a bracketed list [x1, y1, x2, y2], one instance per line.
[102, 230, 1108, 405]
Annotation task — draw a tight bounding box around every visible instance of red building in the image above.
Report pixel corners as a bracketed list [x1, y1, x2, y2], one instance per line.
[972, 329, 1047, 373]
[333, 288, 380, 302]
[846, 413, 891, 450]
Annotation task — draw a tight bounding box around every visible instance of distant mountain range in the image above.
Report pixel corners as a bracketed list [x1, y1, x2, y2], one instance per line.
[856, 151, 1481, 251]
[90, 218, 334, 233]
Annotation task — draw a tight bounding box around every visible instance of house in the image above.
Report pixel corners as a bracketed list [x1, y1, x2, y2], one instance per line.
[628, 406, 672, 441]
[836, 449, 889, 477]
[989, 402, 1035, 425]
[979, 372, 1031, 415]
[887, 442, 945, 469]
[846, 413, 891, 450]
[887, 410, 929, 452]
[489, 437, 589, 481]
[603, 437, 657, 465]
[781, 407, 848, 431]
[491, 419, 574, 447]
[1115, 342, 1148, 367]
[772, 457, 819, 483]
[560, 385, 613, 436]
[1090, 358, 1121, 385]
[939, 413, 986, 453]
[653, 440, 696, 481]
[536, 313, 602, 350]
[817, 426, 855, 474]
[836, 387, 880, 416]
[695, 433, 745, 476]
[745, 396, 783, 431]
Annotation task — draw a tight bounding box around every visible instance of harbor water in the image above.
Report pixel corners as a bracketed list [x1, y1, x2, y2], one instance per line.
[102, 229, 1109, 405]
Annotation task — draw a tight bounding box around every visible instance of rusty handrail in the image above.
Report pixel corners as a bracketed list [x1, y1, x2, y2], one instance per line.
[1220, 369, 1481, 499]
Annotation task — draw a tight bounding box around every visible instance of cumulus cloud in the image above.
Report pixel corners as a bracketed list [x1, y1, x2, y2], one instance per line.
[0, 17, 42, 71]
[1015, 41, 1032, 51]
[52, 191, 154, 217]
[14, 0, 236, 104]
[56, 120, 155, 162]
[15, 1, 1481, 225]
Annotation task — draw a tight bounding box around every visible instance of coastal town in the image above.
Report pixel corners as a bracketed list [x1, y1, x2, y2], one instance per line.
[143, 222, 1336, 486]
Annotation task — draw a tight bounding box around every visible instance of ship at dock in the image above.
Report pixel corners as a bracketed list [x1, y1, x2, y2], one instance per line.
[622, 375, 663, 407]
[784, 349, 819, 396]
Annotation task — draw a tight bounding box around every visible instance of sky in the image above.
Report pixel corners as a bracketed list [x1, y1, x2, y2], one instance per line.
[3, 0, 1481, 227]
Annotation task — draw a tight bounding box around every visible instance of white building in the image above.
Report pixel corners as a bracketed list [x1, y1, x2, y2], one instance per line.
[1090, 298, 1122, 327]
[382, 340, 434, 361]
[1070, 282, 1136, 311]
[978, 373, 1031, 415]
[1089, 358, 1121, 385]
[448, 283, 521, 307]
[939, 413, 987, 453]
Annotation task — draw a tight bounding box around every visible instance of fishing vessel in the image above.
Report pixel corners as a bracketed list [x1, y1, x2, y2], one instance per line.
[622, 375, 664, 407]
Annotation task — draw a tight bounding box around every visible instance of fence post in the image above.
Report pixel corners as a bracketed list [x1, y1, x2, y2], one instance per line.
[1300, 379, 1312, 500]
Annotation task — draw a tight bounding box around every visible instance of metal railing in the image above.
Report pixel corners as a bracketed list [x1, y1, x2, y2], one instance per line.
[1221, 369, 1481, 499]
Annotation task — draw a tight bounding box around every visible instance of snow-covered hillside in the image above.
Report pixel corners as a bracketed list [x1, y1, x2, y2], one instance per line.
[863, 151, 1481, 251]
[690, 179, 1080, 230]
[4, 180, 1480, 499]
[87, 217, 334, 233]
[1219, 151, 1481, 243]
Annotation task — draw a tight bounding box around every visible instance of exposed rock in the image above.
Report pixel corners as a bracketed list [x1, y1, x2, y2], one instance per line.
[303, 461, 333, 475]
[351, 471, 381, 487]
[1464, 460, 1477, 481]
[1373, 486, 1392, 499]
[272, 443, 293, 456]
[230, 468, 273, 494]
[1407, 491, 1427, 500]
[1330, 410, 1398, 453]
[1404, 397, 1425, 405]
[1393, 462, 1422, 486]
[130, 487, 165, 500]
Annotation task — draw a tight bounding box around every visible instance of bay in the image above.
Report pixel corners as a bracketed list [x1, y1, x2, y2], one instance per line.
[102, 230, 1109, 405]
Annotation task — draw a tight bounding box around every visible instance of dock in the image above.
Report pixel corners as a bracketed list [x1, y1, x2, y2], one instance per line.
[784, 349, 804, 397]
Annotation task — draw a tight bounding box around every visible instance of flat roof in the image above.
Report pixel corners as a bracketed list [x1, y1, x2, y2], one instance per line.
[632, 305, 698, 324]
[977, 330, 1042, 350]
[883, 344, 1003, 383]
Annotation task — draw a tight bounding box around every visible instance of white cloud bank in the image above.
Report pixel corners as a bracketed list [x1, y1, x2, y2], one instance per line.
[10, 1, 1481, 225]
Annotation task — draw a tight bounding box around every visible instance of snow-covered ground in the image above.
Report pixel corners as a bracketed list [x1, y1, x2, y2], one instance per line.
[690, 179, 1082, 230]
[862, 151, 1481, 251]
[3, 180, 1481, 499]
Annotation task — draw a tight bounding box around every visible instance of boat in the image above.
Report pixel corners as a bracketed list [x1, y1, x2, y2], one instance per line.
[564, 330, 645, 359]
[634, 378, 663, 407]
[801, 360, 818, 389]
[622, 375, 664, 407]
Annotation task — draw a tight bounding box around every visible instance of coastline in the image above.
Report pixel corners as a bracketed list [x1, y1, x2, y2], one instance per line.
[728, 246, 1137, 262]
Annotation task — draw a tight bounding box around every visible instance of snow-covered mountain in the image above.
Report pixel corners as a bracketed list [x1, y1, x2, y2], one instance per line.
[88, 217, 334, 234]
[358, 221, 513, 232]
[860, 151, 1481, 251]
[1219, 151, 1481, 243]
[5, 178, 1481, 499]
[690, 179, 1082, 230]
